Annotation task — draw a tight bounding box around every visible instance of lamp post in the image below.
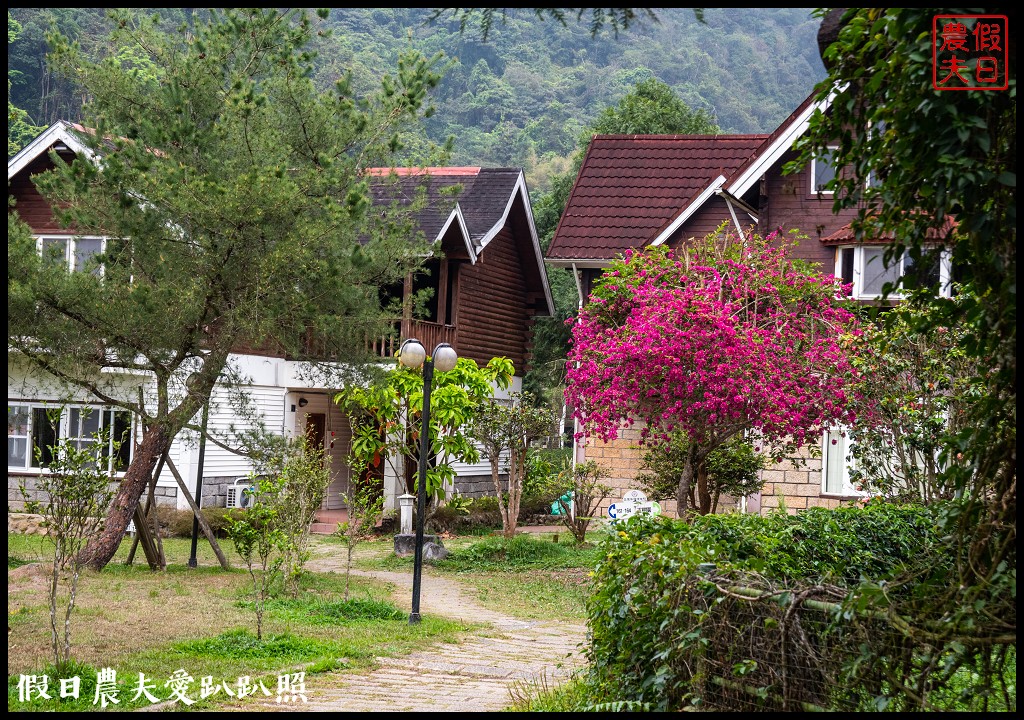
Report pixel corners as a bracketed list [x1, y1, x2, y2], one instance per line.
[398, 338, 458, 624]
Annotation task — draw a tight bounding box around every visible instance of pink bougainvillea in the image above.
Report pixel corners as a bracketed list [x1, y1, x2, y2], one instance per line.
[565, 231, 864, 515]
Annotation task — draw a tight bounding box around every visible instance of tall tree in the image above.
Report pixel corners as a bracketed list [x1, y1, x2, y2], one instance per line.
[565, 231, 862, 516]
[8, 11, 45, 156]
[793, 7, 1016, 689]
[8, 8, 446, 570]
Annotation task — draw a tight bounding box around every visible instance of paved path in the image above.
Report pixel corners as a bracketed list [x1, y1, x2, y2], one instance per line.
[262, 551, 588, 712]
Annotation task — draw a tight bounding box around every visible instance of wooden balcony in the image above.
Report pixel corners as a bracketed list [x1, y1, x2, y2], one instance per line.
[366, 319, 458, 361]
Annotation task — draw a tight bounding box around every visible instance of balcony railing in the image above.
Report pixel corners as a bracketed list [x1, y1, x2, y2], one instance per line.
[366, 319, 458, 361]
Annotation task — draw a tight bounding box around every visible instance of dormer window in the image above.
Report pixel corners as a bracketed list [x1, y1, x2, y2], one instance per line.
[36, 235, 106, 276]
[836, 245, 953, 300]
[811, 146, 839, 195]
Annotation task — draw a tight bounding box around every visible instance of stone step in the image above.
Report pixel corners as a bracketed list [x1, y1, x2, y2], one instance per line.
[309, 522, 338, 535]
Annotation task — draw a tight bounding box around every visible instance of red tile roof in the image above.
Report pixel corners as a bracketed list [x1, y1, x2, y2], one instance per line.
[821, 216, 958, 245]
[546, 134, 768, 262]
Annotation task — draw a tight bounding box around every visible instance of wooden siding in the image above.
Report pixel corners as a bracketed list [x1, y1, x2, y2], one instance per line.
[757, 148, 860, 272]
[456, 226, 532, 371]
[9, 155, 68, 233]
[200, 385, 286, 477]
[666, 195, 744, 249]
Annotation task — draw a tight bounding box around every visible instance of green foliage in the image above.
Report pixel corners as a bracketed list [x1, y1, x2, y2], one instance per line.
[225, 474, 290, 641]
[439, 533, 601, 572]
[334, 482, 385, 601]
[336, 355, 513, 514]
[585, 507, 950, 710]
[7, 7, 447, 569]
[684, 503, 944, 584]
[430, 8, 659, 42]
[255, 595, 405, 625]
[263, 436, 332, 597]
[156, 506, 243, 538]
[847, 299, 982, 503]
[589, 77, 718, 136]
[19, 410, 117, 673]
[794, 7, 1016, 694]
[553, 460, 614, 544]
[174, 629, 336, 662]
[471, 390, 554, 537]
[635, 430, 767, 514]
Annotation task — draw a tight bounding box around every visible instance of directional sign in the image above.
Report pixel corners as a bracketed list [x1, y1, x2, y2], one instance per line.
[607, 500, 661, 522]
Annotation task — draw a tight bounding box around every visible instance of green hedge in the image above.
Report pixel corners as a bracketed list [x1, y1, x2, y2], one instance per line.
[585, 503, 946, 711]
[155, 506, 244, 538]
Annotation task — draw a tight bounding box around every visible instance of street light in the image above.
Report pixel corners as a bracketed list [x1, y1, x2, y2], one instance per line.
[398, 338, 458, 624]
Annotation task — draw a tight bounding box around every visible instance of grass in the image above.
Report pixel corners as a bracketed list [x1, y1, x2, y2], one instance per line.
[354, 531, 604, 622]
[8, 526, 602, 711]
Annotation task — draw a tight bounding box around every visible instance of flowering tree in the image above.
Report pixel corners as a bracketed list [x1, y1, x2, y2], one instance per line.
[566, 230, 863, 517]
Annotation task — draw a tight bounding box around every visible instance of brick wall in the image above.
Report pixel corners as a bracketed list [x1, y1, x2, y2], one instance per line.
[582, 426, 859, 519]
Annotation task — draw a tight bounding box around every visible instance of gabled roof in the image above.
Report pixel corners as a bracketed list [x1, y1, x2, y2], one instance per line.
[7, 121, 96, 180]
[368, 167, 554, 315]
[546, 134, 768, 265]
[9, 124, 554, 316]
[725, 89, 834, 198]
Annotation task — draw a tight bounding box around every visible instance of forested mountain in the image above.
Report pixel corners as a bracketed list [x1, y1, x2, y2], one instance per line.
[8, 8, 825, 191]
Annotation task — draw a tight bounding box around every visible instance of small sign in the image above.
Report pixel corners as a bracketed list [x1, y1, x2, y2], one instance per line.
[622, 489, 648, 503]
[607, 500, 661, 522]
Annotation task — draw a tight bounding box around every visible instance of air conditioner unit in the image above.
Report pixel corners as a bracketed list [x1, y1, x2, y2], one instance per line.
[226, 478, 257, 509]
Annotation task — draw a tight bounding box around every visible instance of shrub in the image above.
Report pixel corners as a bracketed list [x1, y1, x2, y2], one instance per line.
[156, 506, 242, 538]
[586, 504, 947, 711]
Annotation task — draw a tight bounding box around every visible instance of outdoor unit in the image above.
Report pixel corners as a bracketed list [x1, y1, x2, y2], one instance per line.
[226, 477, 257, 509]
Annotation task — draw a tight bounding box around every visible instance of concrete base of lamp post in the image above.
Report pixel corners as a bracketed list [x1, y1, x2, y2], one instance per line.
[393, 533, 449, 562]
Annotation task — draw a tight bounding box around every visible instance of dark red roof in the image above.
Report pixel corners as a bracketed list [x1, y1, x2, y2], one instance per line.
[821, 216, 958, 245]
[546, 134, 768, 262]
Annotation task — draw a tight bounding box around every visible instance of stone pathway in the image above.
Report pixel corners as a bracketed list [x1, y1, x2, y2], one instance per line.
[258, 551, 588, 712]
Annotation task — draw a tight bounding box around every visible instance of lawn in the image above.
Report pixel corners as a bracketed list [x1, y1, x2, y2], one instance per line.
[7, 527, 600, 712]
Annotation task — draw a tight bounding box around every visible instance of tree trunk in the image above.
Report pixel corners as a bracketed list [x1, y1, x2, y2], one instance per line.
[77, 424, 172, 571]
[490, 455, 510, 536]
[676, 443, 701, 521]
[504, 449, 524, 539]
[697, 460, 712, 515]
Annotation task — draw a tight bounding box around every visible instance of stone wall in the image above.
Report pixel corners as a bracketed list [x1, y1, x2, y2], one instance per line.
[757, 448, 856, 514]
[583, 427, 859, 519]
[7, 474, 177, 512]
[454, 473, 502, 499]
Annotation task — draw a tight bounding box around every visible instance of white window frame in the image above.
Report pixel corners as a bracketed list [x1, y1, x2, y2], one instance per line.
[810, 145, 839, 195]
[35, 234, 108, 275]
[821, 426, 863, 497]
[835, 245, 953, 300]
[7, 403, 133, 474]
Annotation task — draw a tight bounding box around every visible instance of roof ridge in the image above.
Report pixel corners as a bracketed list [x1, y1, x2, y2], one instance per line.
[365, 166, 482, 177]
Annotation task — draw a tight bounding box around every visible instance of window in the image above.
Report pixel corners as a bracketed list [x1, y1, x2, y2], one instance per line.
[7, 404, 132, 472]
[836, 246, 952, 300]
[811, 146, 839, 194]
[36, 235, 106, 275]
[821, 426, 862, 496]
